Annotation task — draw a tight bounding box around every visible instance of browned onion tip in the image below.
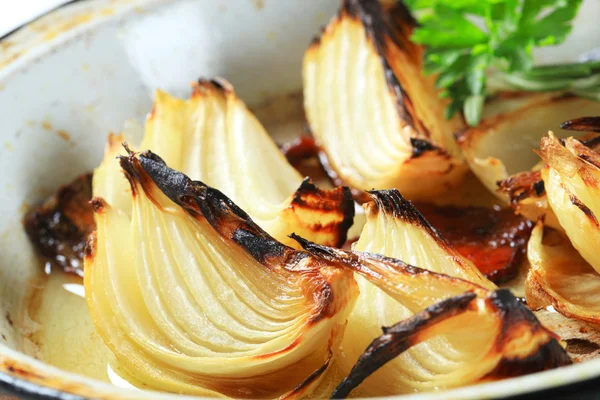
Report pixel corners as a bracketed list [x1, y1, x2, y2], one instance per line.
[303, 0, 467, 201]
[560, 116, 600, 132]
[290, 238, 571, 398]
[93, 80, 355, 250]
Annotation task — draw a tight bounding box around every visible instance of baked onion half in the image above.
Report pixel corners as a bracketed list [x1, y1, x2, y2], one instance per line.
[93, 79, 354, 248]
[303, 0, 467, 200]
[85, 151, 358, 398]
[458, 94, 600, 200]
[294, 236, 570, 397]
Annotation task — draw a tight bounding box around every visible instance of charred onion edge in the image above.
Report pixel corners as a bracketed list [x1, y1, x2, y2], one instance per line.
[309, 0, 449, 190]
[290, 234, 486, 294]
[120, 149, 287, 262]
[560, 116, 600, 133]
[330, 292, 477, 399]
[482, 289, 570, 378]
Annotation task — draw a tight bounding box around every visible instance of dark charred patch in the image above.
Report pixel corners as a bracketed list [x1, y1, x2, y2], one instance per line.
[581, 135, 600, 150]
[288, 351, 332, 397]
[292, 234, 453, 280]
[487, 339, 571, 379]
[5, 312, 12, 327]
[483, 290, 571, 379]
[233, 229, 286, 264]
[280, 136, 319, 167]
[23, 173, 94, 277]
[561, 116, 600, 133]
[568, 193, 600, 227]
[84, 231, 97, 261]
[368, 189, 426, 224]
[498, 170, 544, 205]
[90, 197, 107, 213]
[410, 138, 436, 158]
[331, 292, 476, 398]
[565, 338, 600, 355]
[417, 204, 534, 284]
[1, 333, 6, 340]
[307, 281, 336, 325]
[340, 0, 417, 128]
[367, 189, 462, 253]
[194, 78, 232, 97]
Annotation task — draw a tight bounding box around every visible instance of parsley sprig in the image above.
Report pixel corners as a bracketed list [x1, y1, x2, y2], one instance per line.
[404, 0, 599, 126]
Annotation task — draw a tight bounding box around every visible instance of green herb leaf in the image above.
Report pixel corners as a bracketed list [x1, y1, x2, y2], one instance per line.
[405, 0, 585, 126]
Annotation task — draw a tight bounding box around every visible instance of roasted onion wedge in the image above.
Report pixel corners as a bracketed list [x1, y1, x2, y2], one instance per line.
[527, 222, 600, 324]
[458, 94, 600, 199]
[540, 133, 600, 274]
[85, 151, 358, 398]
[93, 80, 354, 248]
[293, 239, 570, 397]
[303, 0, 467, 200]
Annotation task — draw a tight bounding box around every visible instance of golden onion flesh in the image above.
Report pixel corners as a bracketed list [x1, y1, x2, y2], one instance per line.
[93, 79, 354, 248]
[85, 151, 358, 398]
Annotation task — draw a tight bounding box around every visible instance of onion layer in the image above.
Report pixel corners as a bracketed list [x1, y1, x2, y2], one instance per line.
[85, 151, 358, 398]
[303, 0, 467, 200]
[540, 133, 600, 274]
[93, 80, 354, 248]
[458, 94, 600, 199]
[527, 222, 600, 324]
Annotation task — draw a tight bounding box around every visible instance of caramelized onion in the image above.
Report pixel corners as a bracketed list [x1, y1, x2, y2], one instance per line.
[303, 0, 467, 200]
[85, 151, 358, 398]
[93, 80, 354, 248]
[416, 204, 533, 283]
